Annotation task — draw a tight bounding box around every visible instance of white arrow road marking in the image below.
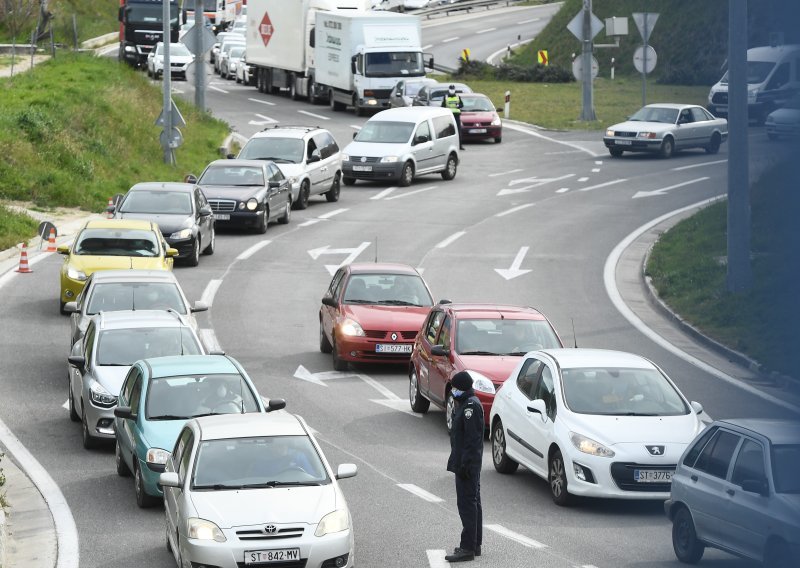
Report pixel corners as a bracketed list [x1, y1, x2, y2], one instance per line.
[199, 328, 223, 353]
[671, 159, 726, 171]
[435, 231, 466, 248]
[200, 279, 223, 307]
[556, 187, 570, 193]
[488, 168, 523, 177]
[497, 187, 534, 196]
[496, 203, 535, 217]
[398, 484, 444, 502]
[298, 109, 330, 121]
[632, 177, 710, 199]
[371, 399, 421, 416]
[484, 524, 547, 549]
[307, 242, 371, 275]
[499, 174, 574, 196]
[293, 365, 359, 387]
[62, 400, 69, 410]
[386, 185, 437, 200]
[426, 550, 449, 568]
[579, 178, 628, 192]
[249, 113, 278, 126]
[371, 187, 397, 200]
[248, 97, 276, 106]
[236, 240, 271, 260]
[494, 246, 532, 280]
[209, 85, 229, 94]
[591, 168, 600, 172]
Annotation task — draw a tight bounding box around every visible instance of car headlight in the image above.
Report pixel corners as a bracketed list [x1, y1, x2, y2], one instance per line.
[491, 117, 502, 126]
[747, 88, 758, 103]
[246, 198, 259, 211]
[606, 129, 615, 137]
[340, 318, 365, 337]
[315, 509, 349, 537]
[125, 45, 135, 53]
[146, 448, 171, 466]
[637, 132, 657, 139]
[570, 432, 615, 458]
[287, 176, 298, 185]
[89, 381, 117, 407]
[465, 371, 495, 394]
[187, 518, 227, 542]
[341, 153, 350, 162]
[170, 228, 193, 239]
[67, 267, 88, 281]
[380, 156, 398, 163]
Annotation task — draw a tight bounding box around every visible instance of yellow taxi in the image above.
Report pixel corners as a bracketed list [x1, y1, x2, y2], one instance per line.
[58, 219, 177, 314]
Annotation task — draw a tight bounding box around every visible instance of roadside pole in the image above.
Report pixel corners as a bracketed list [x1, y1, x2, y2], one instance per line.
[194, 0, 205, 111]
[161, 0, 174, 164]
[580, 0, 596, 121]
[504, 90, 510, 119]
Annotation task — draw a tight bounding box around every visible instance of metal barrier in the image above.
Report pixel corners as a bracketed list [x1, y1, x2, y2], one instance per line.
[415, 0, 526, 19]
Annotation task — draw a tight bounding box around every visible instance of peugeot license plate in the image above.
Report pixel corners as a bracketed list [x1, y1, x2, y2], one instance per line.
[214, 214, 230, 221]
[245, 548, 301, 564]
[634, 469, 673, 483]
[375, 344, 412, 353]
[616, 140, 632, 146]
[352, 165, 372, 172]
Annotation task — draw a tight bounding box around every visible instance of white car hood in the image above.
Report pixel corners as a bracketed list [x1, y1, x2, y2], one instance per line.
[191, 485, 338, 528]
[157, 55, 194, 64]
[344, 140, 410, 158]
[768, 108, 800, 124]
[610, 120, 673, 133]
[275, 163, 304, 178]
[566, 413, 700, 445]
[93, 365, 132, 396]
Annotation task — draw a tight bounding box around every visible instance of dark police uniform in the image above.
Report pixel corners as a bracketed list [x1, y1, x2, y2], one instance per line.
[447, 387, 484, 555]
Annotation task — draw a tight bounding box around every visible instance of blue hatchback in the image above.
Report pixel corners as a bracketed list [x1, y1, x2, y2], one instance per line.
[113, 355, 269, 507]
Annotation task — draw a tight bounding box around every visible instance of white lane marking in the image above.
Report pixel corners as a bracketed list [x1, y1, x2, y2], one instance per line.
[249, 113, 278, 126]
[422, 44, 433, 50]
[488, 168, 523, 177]
[299, 219, 322, 227]
[426, 550, 449, 568]
[200, 279, 223, 307]
[435, 231, 466, 248]
[632, 177, 710, 199]
[671, 159, 727, 171]
[504, 123, 600, 157]
[236, 240, 271, 260]
[497, 187, 532, 196]
[579, 178, 628, 192]
[495, 246, 531, 280]
[209, 85, 229, 94]
[248, 97, 276, 106]
[544, 150, 583, 155]
[398, 484, 444, 503]
[578, 176, 589, 182]
[595, 160, 603, 165]
[386, 185, 437, 201]
[350, 124, 362, 130]
[298, 109, 330, 121]
[591, 168, 600, 172]
[477, 27, 496, 34]
[496, 203, 535, 217]
[518, 17, 541, 24]
[485, 524, 547, 549]
[199, 328, 223, 353]
[556, 187, 570, 193]
[604, 197, 800, 415]
[442, 36, 460, 43]
[318, 208, 348, 219]
[509, 173, 574, 187]
[371, 398, 422, 416]
[62, 400, 69, 410]
[371, 187, 397, 200]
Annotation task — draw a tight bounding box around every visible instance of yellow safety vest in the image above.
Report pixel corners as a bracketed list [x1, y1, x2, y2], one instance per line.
[445, 95, 461, 114]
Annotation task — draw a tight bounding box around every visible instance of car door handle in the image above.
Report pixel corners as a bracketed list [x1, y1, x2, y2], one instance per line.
[690, 475, 698, 482]
[726, 488, 735, 496]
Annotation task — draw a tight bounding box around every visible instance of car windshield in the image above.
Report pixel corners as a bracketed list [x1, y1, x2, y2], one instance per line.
[355, 121, 414, 143]
[365, 51, 424, 78]
[126, 4, 178, 25]
[405, 81, 430, 97]
[74, 228, 160, 257]
[772, 444, 800, 493]
[87, 282, 187, 315]
[96, 327, 201, 365]
[198, 165, 265, 186]
[238, 138, 304, 163]
[120, 190, 193, 215]
[628, 107, 679, 124]
[343, 273, 433, 307]
[230, 46, 245, 58]
[145, 373, 259, 419]
[430, 86, 470, 101]
[456, 319, 561, 356]
[561, 367, 690, 416]
[461, 97, 495, 112]
[720, 61, 776, 85]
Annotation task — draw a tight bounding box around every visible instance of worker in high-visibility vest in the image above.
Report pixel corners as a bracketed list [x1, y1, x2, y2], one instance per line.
[441, 84, 465, 150]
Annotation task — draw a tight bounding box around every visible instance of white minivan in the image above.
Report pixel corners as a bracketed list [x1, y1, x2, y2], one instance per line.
[707, 44, 800, 123]
[341, 107, 460, 186]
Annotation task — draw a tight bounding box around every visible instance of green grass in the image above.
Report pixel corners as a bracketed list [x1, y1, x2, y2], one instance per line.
[0, 206, 38, 250]
[0, 0, 119, 45]
[646, 158, 800, 378]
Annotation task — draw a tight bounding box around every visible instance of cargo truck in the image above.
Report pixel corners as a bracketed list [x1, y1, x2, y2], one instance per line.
[118, 0, 180, 68]
[182, 0, 243, 33]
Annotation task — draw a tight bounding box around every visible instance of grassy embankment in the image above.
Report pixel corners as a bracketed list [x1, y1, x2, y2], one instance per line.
[0, 0, 119, 46]
[0, 53, 230, 249]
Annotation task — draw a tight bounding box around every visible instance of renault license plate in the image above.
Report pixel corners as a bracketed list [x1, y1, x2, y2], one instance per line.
[352, 165, 372, 172]
[245, 548, 301, 564]
[214, 214, 230, 221]
[634, 469, 673, 483]
[469, 128, 487, 134]
[375, 344, 412, 353]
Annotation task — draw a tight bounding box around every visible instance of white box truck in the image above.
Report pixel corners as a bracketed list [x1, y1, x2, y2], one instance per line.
[315, 10, 429, 115]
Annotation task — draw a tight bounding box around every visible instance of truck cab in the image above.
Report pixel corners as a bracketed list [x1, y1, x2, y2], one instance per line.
[119, 0, 179, 68]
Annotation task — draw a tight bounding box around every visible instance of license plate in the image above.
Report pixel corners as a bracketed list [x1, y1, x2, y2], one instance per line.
[213, 214, 230, 221]
[468, 128, 487, 134]
[375, 344, 412, 353]
[352, 165, 372, 172]
[616, 139, 632, 146]
[245, 548, 301, 564]
[634, 469, 673, 483]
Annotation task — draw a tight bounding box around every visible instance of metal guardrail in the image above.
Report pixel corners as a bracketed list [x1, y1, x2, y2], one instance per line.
[415, 0, 526, 19]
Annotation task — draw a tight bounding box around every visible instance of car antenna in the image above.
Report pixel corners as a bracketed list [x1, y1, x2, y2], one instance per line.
[571, 317, 578, 348]
[374, 236, 378, 262]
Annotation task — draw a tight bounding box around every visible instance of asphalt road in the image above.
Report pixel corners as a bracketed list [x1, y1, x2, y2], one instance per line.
[1, 6, 797, 568]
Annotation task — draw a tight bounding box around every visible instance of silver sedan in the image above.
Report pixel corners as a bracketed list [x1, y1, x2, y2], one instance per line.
[603, 104, 728, 159]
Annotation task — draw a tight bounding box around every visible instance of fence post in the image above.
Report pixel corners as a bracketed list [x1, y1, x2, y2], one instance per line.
[504, 90, 511, 119]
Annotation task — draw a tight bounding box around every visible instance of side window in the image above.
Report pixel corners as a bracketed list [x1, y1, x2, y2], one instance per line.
[437, 316, 451, 347]
[533, 365, 557, 420]
[694, 429, 741, 479]
[306, 137, 319, 161]
[678, 109, 693, 123]
[432, 115, 456, 139]
[731, 438, 766, 488]
[178, 432, 195, 481]
[417, 86, 428, 101]
[83, 323, 96, 367]
[330, 269, 346, 300]
[682, 426, 717, 467]
[268, 163, 284, 182]
[767, 62, 790, 90]
[691, 107, 710, 122]
[516, 359, 542, 400]
[172, 427, 193, 472]
[313, 132, 337, 159]
[129, 374, 144, 415]
[425, 310, 445, 343]
[414, 120, 431, 142]
[120, 366, 139, 404]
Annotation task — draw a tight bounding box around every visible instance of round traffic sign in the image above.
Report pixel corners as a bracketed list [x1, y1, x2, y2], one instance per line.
[633, 45, 657, 74]
[572, 55, 599, 81]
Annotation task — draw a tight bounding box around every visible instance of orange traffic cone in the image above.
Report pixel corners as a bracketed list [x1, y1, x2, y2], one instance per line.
[106, 197, 115, 218]
[16, 242, 32, 273]
[46, 227, 57, 253]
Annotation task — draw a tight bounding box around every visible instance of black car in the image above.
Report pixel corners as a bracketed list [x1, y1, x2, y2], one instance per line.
[112, 182, 215, 266]
[190, 159, 292, 233]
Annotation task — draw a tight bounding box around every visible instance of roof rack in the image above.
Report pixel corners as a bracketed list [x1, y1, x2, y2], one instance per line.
[260, 125, 321, 132]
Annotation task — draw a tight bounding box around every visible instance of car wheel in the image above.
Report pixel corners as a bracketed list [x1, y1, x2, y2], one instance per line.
[68, 376, 79, 422]
[494, 136, 502, 143]
[165, 519, 172, 553]
[408, 367, 430, 413]
[332, 338, 348, 371]
[764, 539, 791, 568]
[549, 449, 572, 506]
[135, 461, 159, 508]
[399, 161, 414, 187]
[705, 133, 721, 154]
[325, 173, 341, 202]
[609, 147, 624, 157]
[659, 136, 674, 159]
[307, 80, 318, 104]
[441, 153, 457, 180]
[672, 507, 705, 564]
[342, 176, 356, 186]
[186, 238, 200, 267]
[203, 226, 215, 255]
[256, 206, 268, 234]
[81, 405, 98, 450]
[278, 200, 291, 224]
[492, 419, 519, 474]
[319, 320, 332, 353]
[445, 389, 455, 433]
[116, 440, 131, 477]
[296, 180, 310, 210]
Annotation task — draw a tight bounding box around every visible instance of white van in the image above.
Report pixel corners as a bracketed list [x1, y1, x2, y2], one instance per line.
[341, 107, 460, 187]
[707, 44, 800, 123]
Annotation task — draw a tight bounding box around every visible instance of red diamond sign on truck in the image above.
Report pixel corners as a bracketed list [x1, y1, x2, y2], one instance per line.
[259, 12, 274, 47]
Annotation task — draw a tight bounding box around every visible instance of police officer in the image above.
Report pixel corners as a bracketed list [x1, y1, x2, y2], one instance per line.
[441, 84, 465, 150]
[445, 371, 483, 562]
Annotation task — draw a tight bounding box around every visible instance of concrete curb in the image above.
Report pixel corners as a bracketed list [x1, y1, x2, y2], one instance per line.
[80, 33, 118, 50]
[0, 505, 6, 568]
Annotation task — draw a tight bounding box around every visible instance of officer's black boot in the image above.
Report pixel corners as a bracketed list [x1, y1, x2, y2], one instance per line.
[445, 548, 475, 562]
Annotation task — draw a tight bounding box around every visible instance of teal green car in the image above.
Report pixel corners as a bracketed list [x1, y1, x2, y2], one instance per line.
[113, 355, 273, 507]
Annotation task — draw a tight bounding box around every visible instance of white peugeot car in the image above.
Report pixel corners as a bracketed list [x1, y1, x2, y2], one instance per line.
[489, 348, 706, 505]
[160, 411, 357, 568]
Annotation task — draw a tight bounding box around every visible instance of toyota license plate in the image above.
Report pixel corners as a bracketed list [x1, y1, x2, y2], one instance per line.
[245, 548, 301, 564]
[468, 128, 487, 134]
[352, 165, 372, 172]
[214, 214, 230, 221]
[616, 140, 632, 146]
[375, 344, 412, 353]
[634, 469, 673, 483]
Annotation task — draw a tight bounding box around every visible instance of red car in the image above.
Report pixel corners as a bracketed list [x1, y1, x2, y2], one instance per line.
[459, 94, 503, 144]
[408, 303, 562, 431]
[319, 263, 435, 371]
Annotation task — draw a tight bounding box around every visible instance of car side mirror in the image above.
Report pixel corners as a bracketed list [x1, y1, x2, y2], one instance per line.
[427, 56, 434, 69]
[166, 247, 179, 258]
[352, 132, 358, 139]
[183, 174, 198, 184]
[191, 300, 209, 313]
[690, 401, 704, 415]
[414, 135, 429, 145]
[199, 206, 212, 216]
[741, 479, 769, 496]
[159, 472, 181, 489]
[268, 180, 281, 188]
[64, 302, 78, 314]
[57, 244, 70, 255]
[321, 296, 337, 308]
[106, 204, 116, 215]
[526, 399, 547, 420]
[265, 398, 286, 412]
[226, 153, 235, 159]
[68, 355, 86, 372]
[431, 345, 449, 357]
[335, 463, 358, 480]
[114, 406, 136, 420]
[307, 154, 321, 164]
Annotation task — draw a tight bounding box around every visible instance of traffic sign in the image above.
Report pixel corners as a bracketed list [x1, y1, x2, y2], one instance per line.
[154, 99, 186, 128]
[186, 60, 213, 86]
[180, 23, 216, 55]
[567, 10, 604, 42]
[572, 55, 599, 81]
[632, 12, 659, 43]
[160, 127, 183, 149]
[633, 45, 657, 74]
[537, 50, 549, 65]
[259, 11, 274, 47]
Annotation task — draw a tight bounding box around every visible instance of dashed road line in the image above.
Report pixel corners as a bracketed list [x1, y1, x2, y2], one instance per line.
[298, 109, 330, 121]
[298, 219, 321, 227]
[422, 44, 433, 50]
[556, 187, 570, 193]
[485, 524, 547, 549]
[209, 85, 229, 94]
[397, 484, 444, 503]
[236, 240, 271, 260]
[477, 27, 496, 34]
[591, 168, 600, 172]
[200, 279, 223, 307]
[318, 208, 348, 219]
[488, 168, 523, 177]
[435, 231, 466, 248]
[671, 159, 727, 171]
[199, 328, 223, 353]
[595, 160, 603, 165]
[385, 185, 437, 200]
[442, 36, 460, 43]
[518, 17, 541, 24]
[496, 203, 535, 217]
[579, 178, 628, 192]
[248, 97, 276, 106]
[371, 187, 397, 200]
[578, 176, 589, 182]
[252, 113, 278, 124]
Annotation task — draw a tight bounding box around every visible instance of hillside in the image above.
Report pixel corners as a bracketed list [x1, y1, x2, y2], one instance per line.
[1, 0, 118, 45]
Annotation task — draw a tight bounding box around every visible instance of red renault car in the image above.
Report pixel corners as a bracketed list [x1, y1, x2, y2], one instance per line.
[409, 303, 562, 431]
[459, 94, 503, 144]
[319, 263, 435, 371]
